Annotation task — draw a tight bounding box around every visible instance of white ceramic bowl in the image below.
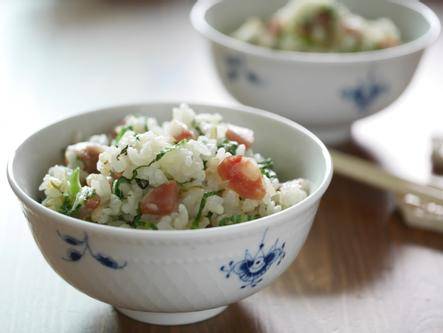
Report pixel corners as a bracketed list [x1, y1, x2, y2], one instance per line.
[7, 103, 331, 325]
[191, 0, 440, 144]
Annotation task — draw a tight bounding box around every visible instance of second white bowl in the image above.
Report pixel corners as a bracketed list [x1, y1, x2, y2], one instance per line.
[191, 0, 440, 144]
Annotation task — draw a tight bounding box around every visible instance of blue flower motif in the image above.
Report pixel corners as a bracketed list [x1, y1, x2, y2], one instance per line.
[59, 234, 85, 246]
[66, 248, 83, 261]
[94, 253, 126, 269]
[220, 229, 286, 288]
[57, 231, 126, 270]
[225, 55, 263, 85]
[341, 71, 388, 113]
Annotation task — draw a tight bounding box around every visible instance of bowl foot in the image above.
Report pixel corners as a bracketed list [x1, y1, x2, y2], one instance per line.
[311, 124, 351, 145]
[116, 306, 228, 325]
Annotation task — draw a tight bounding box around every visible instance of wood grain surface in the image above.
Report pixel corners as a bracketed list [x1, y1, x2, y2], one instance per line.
[1, 1, 443, 332]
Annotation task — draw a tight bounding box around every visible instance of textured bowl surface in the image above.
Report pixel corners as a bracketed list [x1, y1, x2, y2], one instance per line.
[8, 103, 332, 325]
[191, 0, 440, 143]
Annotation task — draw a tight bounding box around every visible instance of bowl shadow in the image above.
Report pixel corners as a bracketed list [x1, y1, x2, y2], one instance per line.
[268, 138, 443, 298]
[112, 303, 263, 333]
[270, 140, 396, 296]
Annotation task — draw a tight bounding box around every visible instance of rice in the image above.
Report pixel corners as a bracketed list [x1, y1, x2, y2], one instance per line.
[39, 103, 310, 230]
[232, 0, 401, 53]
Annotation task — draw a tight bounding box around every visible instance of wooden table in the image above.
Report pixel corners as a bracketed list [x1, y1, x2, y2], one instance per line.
[1, 1, 443, 332]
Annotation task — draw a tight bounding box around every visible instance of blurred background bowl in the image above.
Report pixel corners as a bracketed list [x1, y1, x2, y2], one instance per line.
[191, 0, 440, 144]
[7, 102, 332, 326]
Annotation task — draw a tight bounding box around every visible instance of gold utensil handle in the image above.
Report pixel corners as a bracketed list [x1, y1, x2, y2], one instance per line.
[331, 149, 443, 206]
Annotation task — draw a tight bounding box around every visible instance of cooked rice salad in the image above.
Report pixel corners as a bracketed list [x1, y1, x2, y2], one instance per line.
[232, 0, 401, 53]
[39, 104, 310, 230]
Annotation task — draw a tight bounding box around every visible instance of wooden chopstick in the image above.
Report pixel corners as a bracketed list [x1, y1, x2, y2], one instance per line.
[330, 149, 443, 206]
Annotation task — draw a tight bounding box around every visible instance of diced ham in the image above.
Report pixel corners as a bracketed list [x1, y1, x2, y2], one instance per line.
[79, 145, 104, 174]
[217, 155, 265, 200]
[170, 120, 195, 142]
[267, 19, 282, 36]
[226, 125, 254, 149]
[85, 195, 101, 210]
[78, 194, 101, 220]
[140, 181, 180, 216]
[66, 142, 105, 174]
[174, 129, 194, 142]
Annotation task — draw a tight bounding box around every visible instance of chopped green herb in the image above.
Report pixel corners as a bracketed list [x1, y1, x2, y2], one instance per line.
[133, 214, 158, 230]
[112, 177, 131, 199]
[258, 157, 273, 170]
[116, 145, 128, 160]
[192, 120, 204, 136]
[150, 146, 175, 163]
[114, 125, 133, 145]
[218, 214, 258, 226]
[258, 158, 277, 179]
[129, 140, 188, 180]
[58, 167, 94, 216]
[264, 169, 277, 179]
[68, 167, 82, 204]
[112, 141, 189, 198]
[191, 191, 220, 229]
[135, 178, 149, 189]
[217, 139, 238, 155]
[151, 140, 188, 164]
[138, 221, 158, 230]
[58, 197, 72, 215]
[132, 213, 141, 225]
[69, 187, 95, 215]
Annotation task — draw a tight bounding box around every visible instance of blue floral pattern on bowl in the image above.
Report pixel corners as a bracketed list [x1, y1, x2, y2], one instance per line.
[342, 71, 388, 113]
[220, 229, 286, 288]
[225, 55, 262, 85]
[57, 231, 127, 270]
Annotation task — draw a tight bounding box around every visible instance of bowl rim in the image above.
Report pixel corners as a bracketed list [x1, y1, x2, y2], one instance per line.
[190, 0, 441, 64]
[7, 101, 332, 240]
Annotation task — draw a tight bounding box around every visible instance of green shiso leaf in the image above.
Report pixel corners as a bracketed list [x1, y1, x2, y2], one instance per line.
[135, 178, 149, 189]
[68, 167, 81, 204]
[114, 125, 133, 145]
[132, 140, 189, 178]
[112, 140, 189, 198]
[69, 187, 95, 215]
[112, 177, 131, 199]
[138, 221, 158, 230]
[217, 139, 238, 155]
[59, 197, 72, 215]
[218, 214, 258, 226]
[59, 167, 96, 216]
[258, 157, 277, 180]
[116, 145, 129, 160]
[191, 191, 220, 229]
[133, 214, 158, 230]
[152, 140, 189, 164]
[192, 120, 204, 136]
[257, 157, 273, 170]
